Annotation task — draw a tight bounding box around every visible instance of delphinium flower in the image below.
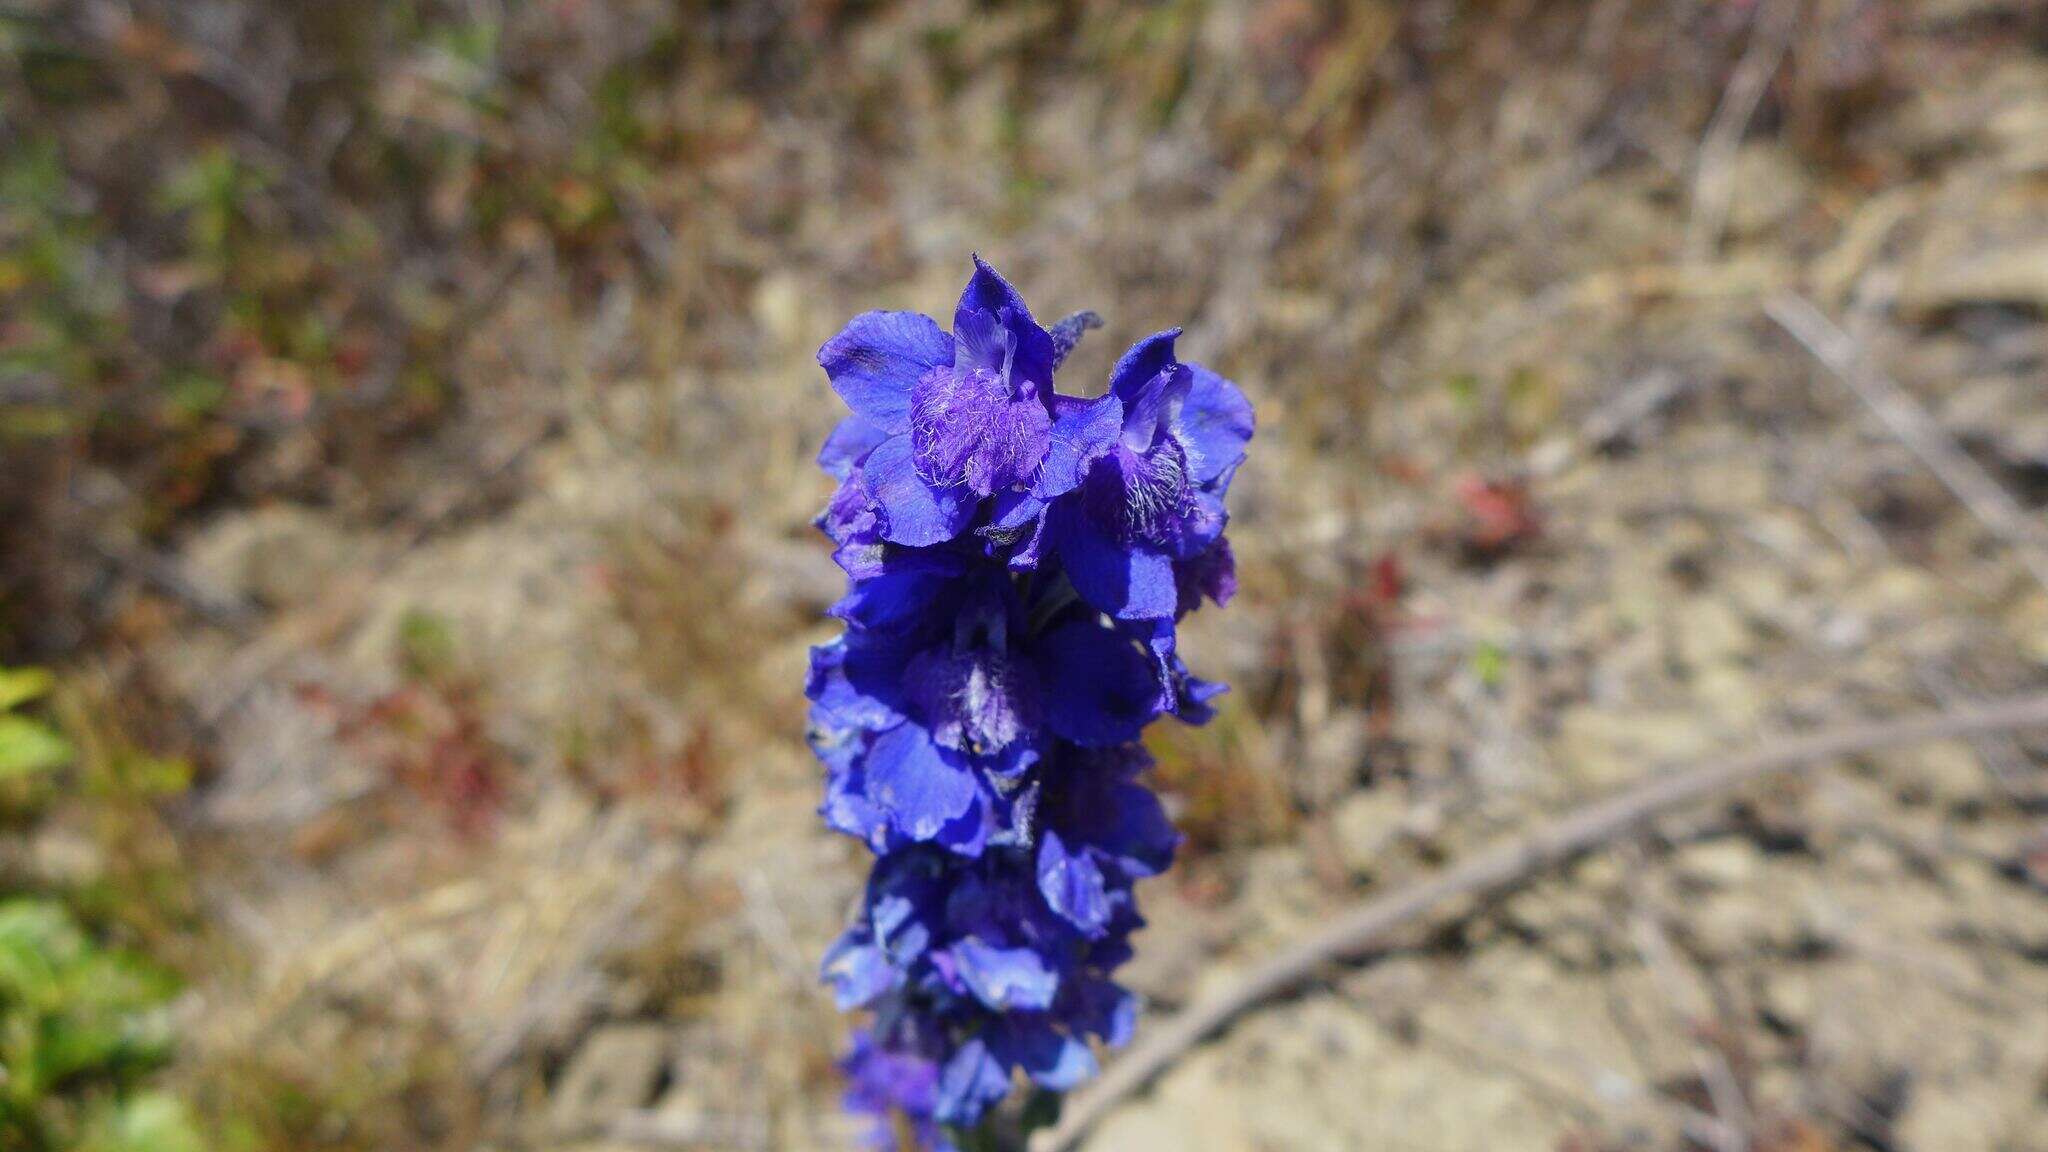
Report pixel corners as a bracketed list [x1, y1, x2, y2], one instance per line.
[809, 257, 1252, 1149]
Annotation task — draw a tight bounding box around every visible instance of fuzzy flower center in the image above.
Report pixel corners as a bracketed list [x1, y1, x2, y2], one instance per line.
[1082, 437, 1192, 546]
[903, 611, 1040, 758]
[909, 363, 1052, 497]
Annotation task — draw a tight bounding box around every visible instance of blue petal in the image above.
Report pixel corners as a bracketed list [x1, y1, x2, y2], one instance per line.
[1035, 619, 1163, 746]
[934, 1037, 1012, 1127]
[1108, 329, 1181, 404]
[982, 739, 1040, 779]
[1008, 508, 1052, 570]
[820, 936, 903, 1010]
[1066, 978, 1140, 1048]
[861, 434, 977, 547]
[903, 641, 1041, 757]
[958, 255, 1038, 329]
[830, 549, 969, 633]
[1037, 829, 1112, 936]
[1176, 363, 1255, 484]
[932, 789, 993, 857]
[950, 305, 1010, 374]
[989, 487, 1042, 529]
[816, 473, 882, 551]
[996, 1020, 1099, 1091]
[841, 1034, 941, 1133]
[1034, 393, 1125, 499]
[821, 768, 891, 849]
[1122, 617, 1179, 709]
[1171, 657, 1229, 727]
[1071, 434, 1198, 554]
[819, 311, 954, 436]
[868, 894, 932, 964]
[864, 723, 978, 841]
[1174, 536, 1237, 615]
[1103, 782, 1180, 876]
[1108, 330, 1188, 446]
[806, 639, 904, 730]
[807, 705, 863, 775]
[949, 937, 1060, 1011]
[956, 255, 1055, 394]
[832, 540, 888, 581]
[1065, 779, 1179, 878]
[1166, 487, 1228, 561]
[818, 415, 890, 480]
[1052, 506, 1179, 620]
[983, 489, 1063, 572]
[838, 632, 935, 722]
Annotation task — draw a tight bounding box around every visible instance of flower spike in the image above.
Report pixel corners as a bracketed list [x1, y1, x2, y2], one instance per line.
[810, 257, 1252, 1146]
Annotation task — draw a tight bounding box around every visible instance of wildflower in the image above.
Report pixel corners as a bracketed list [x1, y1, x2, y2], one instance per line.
[808, 566, 1160, 852]
[810, 257, 1251, 1143]
[817, 257, 1058, 546]
[1041, 330, 1254, 622]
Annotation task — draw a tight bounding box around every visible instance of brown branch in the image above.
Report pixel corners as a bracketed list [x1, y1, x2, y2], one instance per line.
[1033, 693, 2048, 1152]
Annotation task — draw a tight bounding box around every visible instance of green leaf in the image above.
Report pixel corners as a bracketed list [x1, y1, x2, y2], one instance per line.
[0, 899, 179, 1090]
[397, 608, 458, 681]
[1471, 640, 1508, 690]
[84, 1092, 207, 1152]
[61, 947, 180, 1015]
[0, 898, 80, 1006]
[0, 714, 74, 779]
[118, 753, 194, 800]
[40, 1000, 173, 1086]
[0, 666, 55, 710]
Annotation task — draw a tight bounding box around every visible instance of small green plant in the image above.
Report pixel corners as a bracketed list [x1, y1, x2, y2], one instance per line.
[0, 667, 72, 790]
[154, 146, 273, 278]
[0, 141, 124, 441]
[0, 899, 201, 1151]
[0, 667, 207, 1152]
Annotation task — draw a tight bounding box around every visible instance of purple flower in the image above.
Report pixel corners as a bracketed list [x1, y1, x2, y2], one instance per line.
[1044, 330, 1254, 621]
[818, 258, 1059, 546]
[808, 567, 1163, 852]
[809, 258, 1250, 1145]
[820, 824, 1149, 1129]
[841, 1029, 954, 1151]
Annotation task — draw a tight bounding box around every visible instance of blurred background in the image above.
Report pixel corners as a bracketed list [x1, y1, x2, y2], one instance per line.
[3, 1, 2047, 1150]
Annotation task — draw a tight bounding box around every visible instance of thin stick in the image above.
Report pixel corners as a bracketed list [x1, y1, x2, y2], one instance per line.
[1767, 292, 2048, 596]
[1033, 693, 2048, 1152]
[1628, 908, 1750, 1152]
[1685, 0, 1799, 265]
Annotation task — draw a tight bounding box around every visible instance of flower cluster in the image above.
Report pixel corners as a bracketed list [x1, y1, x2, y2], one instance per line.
[809, 257, 1252, 1147]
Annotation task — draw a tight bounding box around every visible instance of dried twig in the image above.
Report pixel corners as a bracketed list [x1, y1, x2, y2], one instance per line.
[1767, 292, 2048, 596]
[1032, 693, 2048, 1152]
[1629, 908, 1750, 1152]
[1686, 0, 1800, 265]
[1916, 662, 2048, 816]
[1580, 367, 1692, 453]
